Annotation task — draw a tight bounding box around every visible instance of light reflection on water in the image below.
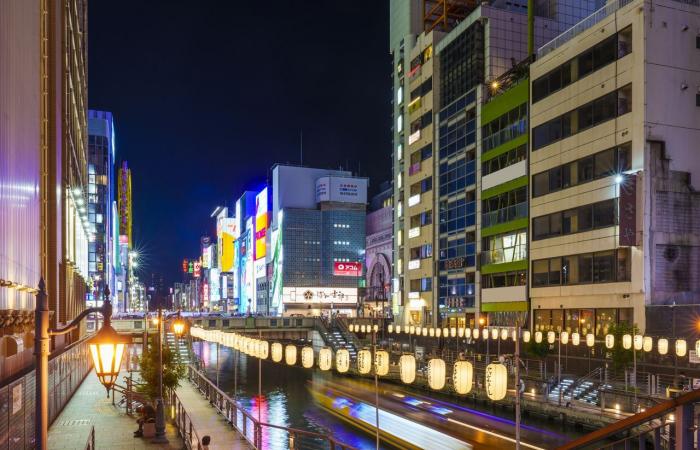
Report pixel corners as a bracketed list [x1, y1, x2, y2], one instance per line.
[195, 342, 387, 450]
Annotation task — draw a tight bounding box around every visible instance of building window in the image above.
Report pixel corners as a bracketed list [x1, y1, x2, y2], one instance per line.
[410, 211, 433, 228]
[410, 277, 432, 292]
[532, 143, 630, 197]
[482, 270, 527, 288]
[482, 144, 527, 176]
[410, 177, 432, 196]
[482, 230, 527, 265]
[532, 26, 632, 103]
[532, 198, 617, 240]
[438, 108, 476, 160]
[439, 192, 476, 234]
[532, 248, 631, 287]
[439, 21, 484, 107]
[409, 244, 432, 260]
[481, 186, 527, 228]
[439, 150, 476, 196]
[482, 103, 528, 152]
[532, 84, 632, 150]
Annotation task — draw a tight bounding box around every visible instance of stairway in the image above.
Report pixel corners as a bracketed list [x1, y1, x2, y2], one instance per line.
[165, 332, 190, 364]
[317, 320, 358, 360]
[548, 377, 575, 402]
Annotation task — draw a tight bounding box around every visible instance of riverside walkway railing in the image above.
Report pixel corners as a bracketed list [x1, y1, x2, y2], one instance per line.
[186, 364, 356, 450]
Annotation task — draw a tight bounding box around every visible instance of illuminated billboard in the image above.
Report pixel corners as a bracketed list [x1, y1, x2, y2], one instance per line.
[270, 211, 283, 311]
[255, 187, 268, 260]
[333, 261, 362, 277]
[193, 260, 201, 278]
[218, 217, 237, 273]
[315, 176, 367, 204]
[282, 287, 357, 304]
[202, 245, 212, 269]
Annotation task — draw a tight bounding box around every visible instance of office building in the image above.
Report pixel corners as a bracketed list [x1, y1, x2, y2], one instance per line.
[364, 184, 393, 317]
[270, 165, 368, 317]
[391, 1, 598, 328]
[529, 0, 700, 335]
[87, 110, 117, 307]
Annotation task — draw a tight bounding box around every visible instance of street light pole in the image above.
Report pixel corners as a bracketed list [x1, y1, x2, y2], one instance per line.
[515, 321, 521, 450]
[153, 307, 168, 443]
[34, 280, 125, 450]
[373, 325, 380, 450]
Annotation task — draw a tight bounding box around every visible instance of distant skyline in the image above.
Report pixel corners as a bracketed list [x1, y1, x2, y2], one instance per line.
[88, 1, 391, 285]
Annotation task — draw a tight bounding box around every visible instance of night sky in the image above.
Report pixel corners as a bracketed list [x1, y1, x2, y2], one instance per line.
[88, 1, 391, 286]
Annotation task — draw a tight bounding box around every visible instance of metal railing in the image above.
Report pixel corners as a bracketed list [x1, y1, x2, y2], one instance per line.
[83, 425, 96, 450]
[557, 388, 700, 449]
[187, 365, 356, 450]
[170, 389, 206, 450]
[482, 202, 528, 228]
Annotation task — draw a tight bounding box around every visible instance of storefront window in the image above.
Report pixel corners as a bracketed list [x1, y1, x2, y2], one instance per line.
[565, 309, 580, 333]
[596, 308, 616, 335]
[551, 309, 564, 332]
[534, 309, 551, 331]
[580, 309, 594, 335]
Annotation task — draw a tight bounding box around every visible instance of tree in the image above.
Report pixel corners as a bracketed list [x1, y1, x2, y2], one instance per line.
[137, 340, 186, 400]
[607, 322, 639, 373]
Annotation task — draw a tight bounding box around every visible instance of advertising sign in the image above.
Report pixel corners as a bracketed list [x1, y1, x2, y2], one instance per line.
[182, 259, 188, 273]
[255, 188, 268, 260]
[188, 261, 194, 273]
[315, 176, 367, 204]
[193, 261, 201, 278]
[210, 268, 220, 302]
[619, 173, 637, 246]
[282, 287, 358, 304]
[202, 245, 212, 269]
[333, 261, 362, 277]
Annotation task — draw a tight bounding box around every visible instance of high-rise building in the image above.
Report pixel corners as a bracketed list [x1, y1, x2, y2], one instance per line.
[269, 165, 368, 317]
[364, 183, 393, 317]
[391, 1, 598, 329]
[117, 161, 133, 246]
[529, 0, 700, 335]
[0, 0, 91, 354]
[87, 110, 117, 307]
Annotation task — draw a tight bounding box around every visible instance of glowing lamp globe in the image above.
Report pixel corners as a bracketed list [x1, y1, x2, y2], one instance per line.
[427, 358, 446, 390]
[429, 328, 435, 337]
[285, 344, 298, 365]
[605, 334, 615, 349]
[560, 331, 569, 345]
[522, 330, 531, 343]
[442, 327, 449, 338]
[172, 319, 186, 337]
[436, 328, 442, 338]
[357, 349, 372, 374]
[258, 340, 269, 360]
[571, 332, 580, 346]
[458, 327, 464, 338]
[415, 326, 422, 335]
[485, 363, 508, 401]
[453, 361, 473, 395]
[395, 325, 401, 334]
[634, 335, 643, 351]
[399, 354, 416, 384]
[473, 328, 480, 339]
[464, 328, 471, 339]
[318, 347, 332, 371]
[643, 336, 653, 352]
[501, 328, 508, 341]
[375, 350, 390, 376]
[547, 331, 555, 344]
[301, 346, 314, 368]
[491, 328, 498, 340]
[451, 327, 457, 338]
[409, 325, 415, 335]
[336, 348, 350, 373]
[658, 338, 668, 355]
[535, 331, 543, 344]
[89, 324, 128, 393]
[422, 328, 427, 337]
[586, 334, 595, 347]
[271, 342, 283, 362]
[675, 339, 687, 357]
[387, 324, 394, 334]
[622, 334, 632, 350]
[696, 340, 700, 356]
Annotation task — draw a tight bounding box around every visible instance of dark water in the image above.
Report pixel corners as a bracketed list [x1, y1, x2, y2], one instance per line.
[193, 341, 583, 449]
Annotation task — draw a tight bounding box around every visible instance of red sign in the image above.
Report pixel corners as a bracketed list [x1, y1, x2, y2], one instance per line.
[182, 259, 189, 273]
[193, 261, 201, 278]
[333, 261, 362, 277]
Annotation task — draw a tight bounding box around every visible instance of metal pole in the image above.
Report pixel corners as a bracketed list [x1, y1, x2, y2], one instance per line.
[515, 321, 521, 450]
[258, 329, 262, 444]
[558, 338, 562, 406]
[216, 341, 220, 388]
[153, 307, 168, 443]
[374, 329, 380, 450]
[34, 279, 50, 450]
[633, 343, 637, 411]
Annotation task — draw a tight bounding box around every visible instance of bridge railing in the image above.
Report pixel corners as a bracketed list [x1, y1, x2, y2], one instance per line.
[185, 364, 357, 450]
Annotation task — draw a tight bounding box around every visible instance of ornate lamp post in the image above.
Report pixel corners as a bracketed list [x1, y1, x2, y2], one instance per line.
[35, 279, 128, 449]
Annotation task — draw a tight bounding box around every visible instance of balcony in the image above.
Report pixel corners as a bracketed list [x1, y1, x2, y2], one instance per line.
[482, 202, 527, 228]
[408, 194, 421, 207]
[480, 248, 527, 266]
[408, 129, 421, 145]
[408, 162, 421, 176]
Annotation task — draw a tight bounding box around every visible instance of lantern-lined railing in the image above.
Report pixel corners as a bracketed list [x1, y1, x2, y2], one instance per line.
[189, 327, 511, 402]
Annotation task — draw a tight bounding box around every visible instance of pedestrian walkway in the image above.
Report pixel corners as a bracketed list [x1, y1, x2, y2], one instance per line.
[48, 369, 182, 450]
[175, 379, 252, 449]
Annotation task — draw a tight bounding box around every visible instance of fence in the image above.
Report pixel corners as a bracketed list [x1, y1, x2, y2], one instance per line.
[83, 425, 95, 450]
[0, 337, 92, 449]
[185, 365, 356, 450]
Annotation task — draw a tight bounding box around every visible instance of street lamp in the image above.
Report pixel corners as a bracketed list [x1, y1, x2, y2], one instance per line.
[35, 279, 127, 450]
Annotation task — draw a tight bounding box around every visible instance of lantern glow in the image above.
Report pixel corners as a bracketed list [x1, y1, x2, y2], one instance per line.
[89, 324, 128, 393]
[485, 363, 508, 401]
[336, 349, 350, 373]
[427, 358, 446, 390]
[399, 354, 416, 384]
[453, 361, 473, 395]
[319, 347, 332, 371]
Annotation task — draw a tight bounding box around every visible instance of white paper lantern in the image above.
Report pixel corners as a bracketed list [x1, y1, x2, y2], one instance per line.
[501, 329, 508, 341]
[473, 328, 480, 339]
[634, 335, 643, 351]
[409, 325, 415, 335]
[676, 339, 687, 357]
[427, 358, 446, 390]
[422, 328, 427, 337]
[535, 331, 543, 343]
[285, 345, 297, 365]
[271, 342, 283, 362]
[485, 363, 508, 401]
[258, 340, 269, 359]
[428, 328, 434, 337]
[348, 324, 354, 332]
[436, 328, 442, 338]
[605, 334, 615, 349]
[388, 324, 394, 334]
[413, 326, 419, 335]
[357, 349, 372, 374]
[586, 334, 595, 347]
[301, 346, 314, 368]
[547, 331, 555, 344]
[523, 330, 531, 343]
[571, 332, 580, 346]
[560, 331, 569, 345]
[336, 348, 350, 373]
[373, 324, 379, 333]
[395, 325, 401, 334]
[360, 325, 366, 333]
[464, 328, 472, 339]
[658, 338, 668, 355]
[622, 334, 632, 350]
[399, 354, 416, 384]
[643, 336, 653, 352]
[450, 327, 457, 338]
[318, 347, 332, 371]
[511, 330, 517, 341]
[442, 327, 449, 338]
[453, 361, 473, 395]
[491, 328, 499, 340]
[375, 350, 390, 376]
[695, 340, 700, 356]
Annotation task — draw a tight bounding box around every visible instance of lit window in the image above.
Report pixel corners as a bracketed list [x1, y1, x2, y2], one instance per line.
[397, 86, 403, 105]
[397, 201, 403, 217]
[397, 144, 403, 161]
[397, 115, 403, 132]
[397, 229, 403, 246]
[397, 173, 402, 189]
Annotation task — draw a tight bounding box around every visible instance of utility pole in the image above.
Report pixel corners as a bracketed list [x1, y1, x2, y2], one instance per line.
[515, 321, 521, 450]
